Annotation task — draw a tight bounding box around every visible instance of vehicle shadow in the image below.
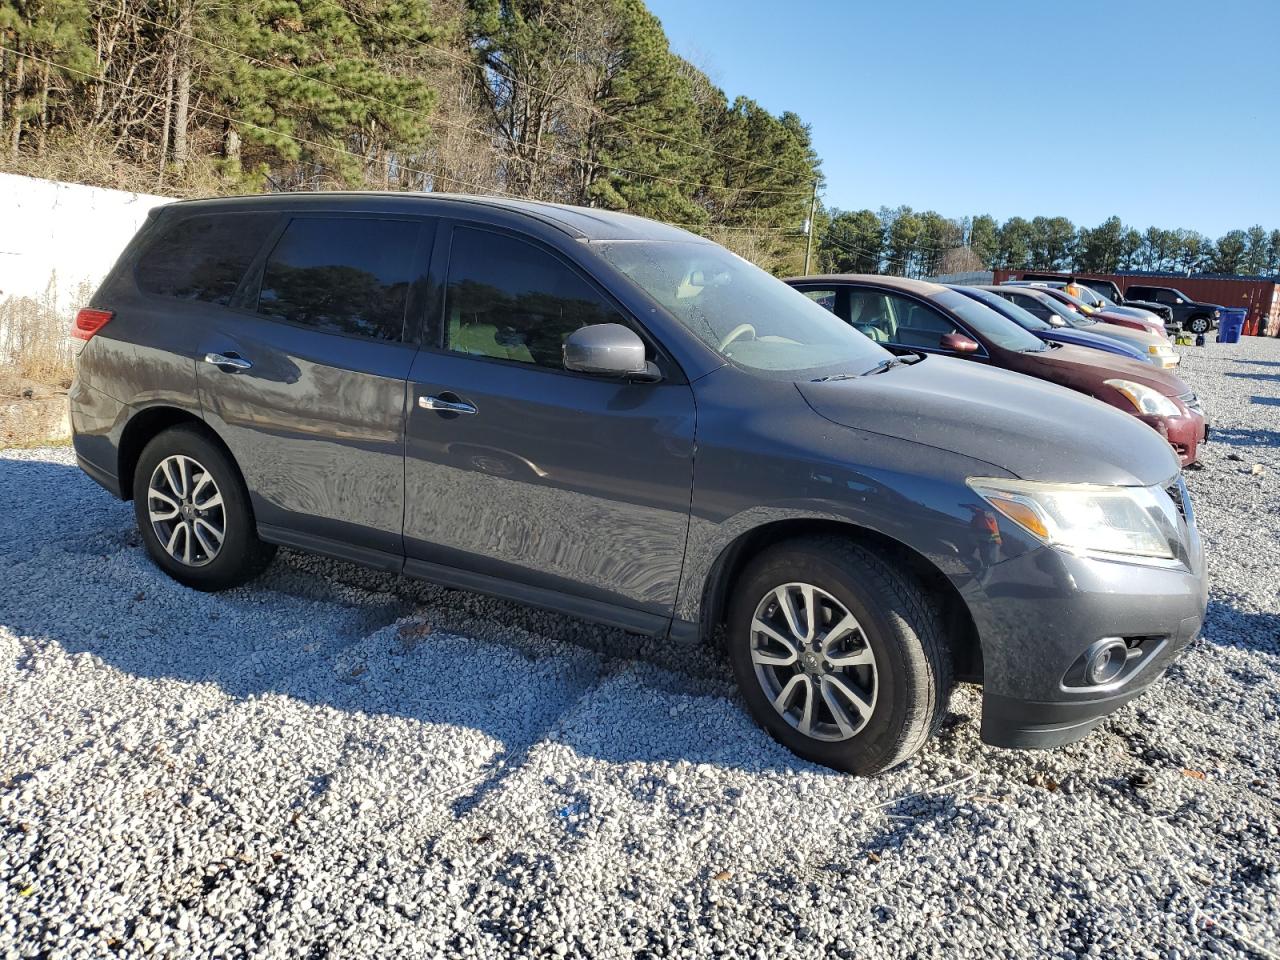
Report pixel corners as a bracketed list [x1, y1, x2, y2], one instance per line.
[1199, 599, 1280, 656]
[1205, 426, 1280, 448]
[1233, 358, 1280, 367]
[0, 454, 828, 778]
[1224, 371, 1280, 383]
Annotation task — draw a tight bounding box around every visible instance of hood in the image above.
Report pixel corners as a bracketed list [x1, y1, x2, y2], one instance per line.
[1027, 343, 1190, 398]
[1097, 307, 1161, 329]
[1047, 328, 1145, 361]
[797, 355, 1179, 487]
[1075, 319, 1162, 348]
[1105, 304, 1163, 321]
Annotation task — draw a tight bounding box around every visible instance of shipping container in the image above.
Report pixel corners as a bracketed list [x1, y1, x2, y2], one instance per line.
[991, 269, 1280, 337]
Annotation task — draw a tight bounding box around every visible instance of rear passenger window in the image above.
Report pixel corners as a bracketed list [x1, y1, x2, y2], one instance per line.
[136, 213, 276, 305]
[444, 227, 627, 369]
[256, 218, 419, 341]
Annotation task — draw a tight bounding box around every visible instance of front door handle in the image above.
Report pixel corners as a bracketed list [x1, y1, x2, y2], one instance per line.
[203, 352, 253, 372]
[419, 395, 477, 415]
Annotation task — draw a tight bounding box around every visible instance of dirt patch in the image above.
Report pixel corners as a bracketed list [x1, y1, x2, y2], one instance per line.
[0, 373, 70, 447]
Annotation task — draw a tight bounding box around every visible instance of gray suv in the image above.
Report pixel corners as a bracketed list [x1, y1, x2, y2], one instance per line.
[70, 193, 1208, 775]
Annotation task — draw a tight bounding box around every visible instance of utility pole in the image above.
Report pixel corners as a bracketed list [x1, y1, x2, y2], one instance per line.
[803, 180, 818, 274]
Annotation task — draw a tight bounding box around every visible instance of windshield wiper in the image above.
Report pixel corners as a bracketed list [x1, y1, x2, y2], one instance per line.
[813, 353, 924, 381]
[811, 372, 860, 382]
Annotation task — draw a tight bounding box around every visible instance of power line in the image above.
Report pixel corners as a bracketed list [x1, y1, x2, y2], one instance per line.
[819, 231, 957, 269]
[95, 3, 812, 201]
[329, 0, 820, 188]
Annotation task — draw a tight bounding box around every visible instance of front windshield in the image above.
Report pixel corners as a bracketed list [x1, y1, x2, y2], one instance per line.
[1070, 285, 1103, 307]
[596, 241, 890, 375]
[1038, 293, 1095, 325]
[1053, 289, 1093, 311]
[1004, 290, 1094, 326]
[960, 288, 1053, 332]
[933, 289, 1046, 351]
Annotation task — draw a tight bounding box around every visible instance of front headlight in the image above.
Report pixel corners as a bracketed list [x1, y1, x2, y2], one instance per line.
[1213, 309, 1221, 318]
[1104, 378, 1180, 417]
[1148, 344, 1174, 356]
[967, 478, 1178, 560]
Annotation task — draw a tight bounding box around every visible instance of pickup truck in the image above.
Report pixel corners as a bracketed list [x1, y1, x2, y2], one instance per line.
[1122, 284, 1222, 335]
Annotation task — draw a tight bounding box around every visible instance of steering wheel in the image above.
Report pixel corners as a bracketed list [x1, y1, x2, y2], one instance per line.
[718, 323, 756, 351]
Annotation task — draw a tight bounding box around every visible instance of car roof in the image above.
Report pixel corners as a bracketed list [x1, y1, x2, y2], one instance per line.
[977, 285, 1051, 298]
[162, 191, 708, 243]
[785, 274, 952, 297]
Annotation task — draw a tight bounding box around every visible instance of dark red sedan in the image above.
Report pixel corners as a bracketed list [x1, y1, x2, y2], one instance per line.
[787, 275, 1207, 466]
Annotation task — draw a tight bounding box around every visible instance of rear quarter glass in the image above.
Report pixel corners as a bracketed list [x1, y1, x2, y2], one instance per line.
[134, 212, 279, 305]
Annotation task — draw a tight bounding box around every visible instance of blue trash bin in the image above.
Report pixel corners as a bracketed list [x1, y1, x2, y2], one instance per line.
[1217, 308, 1247, 344]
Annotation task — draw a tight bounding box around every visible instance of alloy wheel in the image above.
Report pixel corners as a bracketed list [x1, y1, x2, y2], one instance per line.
[749, 582, 878, 742]
[147, 454, 225, 567]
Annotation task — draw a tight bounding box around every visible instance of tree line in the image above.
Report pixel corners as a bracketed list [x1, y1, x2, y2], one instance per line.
[819, 208, 1280, 279]
[0, 0, 821, 273]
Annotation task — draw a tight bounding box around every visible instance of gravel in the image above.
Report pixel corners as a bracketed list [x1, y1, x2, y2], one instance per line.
[2, 336, 1279, 960]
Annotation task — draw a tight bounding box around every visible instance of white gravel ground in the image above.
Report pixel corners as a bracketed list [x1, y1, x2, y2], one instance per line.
[2, 337, 1279, 959]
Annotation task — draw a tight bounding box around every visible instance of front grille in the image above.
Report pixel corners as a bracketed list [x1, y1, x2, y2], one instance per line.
[1165, 478, 1189, 522]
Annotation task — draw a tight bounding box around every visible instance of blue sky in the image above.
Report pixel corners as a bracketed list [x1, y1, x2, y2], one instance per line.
[646, 0, 1279, 238]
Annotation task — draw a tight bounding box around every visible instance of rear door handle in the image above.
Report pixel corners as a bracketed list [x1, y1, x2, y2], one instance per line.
[419, 395, 477, 415]
[203, 352, 253, 371]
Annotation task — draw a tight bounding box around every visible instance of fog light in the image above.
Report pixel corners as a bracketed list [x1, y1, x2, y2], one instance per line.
[1086, 639, 1128, 685]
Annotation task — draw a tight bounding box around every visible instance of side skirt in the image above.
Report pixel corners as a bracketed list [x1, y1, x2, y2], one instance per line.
[256, 523, 672, 639]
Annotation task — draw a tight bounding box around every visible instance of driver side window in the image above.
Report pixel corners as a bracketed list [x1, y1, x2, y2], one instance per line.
[444, 226, 627, 369]
[1010, 295, 1053, 321]
[890, 296, 962, 350]
[848, 291, 960, 349]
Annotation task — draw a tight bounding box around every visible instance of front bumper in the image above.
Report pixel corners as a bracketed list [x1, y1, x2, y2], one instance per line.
[961, 533, 1207, 750]
[1138, 411, 1207, 467]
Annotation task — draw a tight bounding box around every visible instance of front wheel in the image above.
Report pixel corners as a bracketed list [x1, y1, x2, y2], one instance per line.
[132, 425, 276, 591]
[727, 538, 952, 775]
[1187, 316, 1210, 334]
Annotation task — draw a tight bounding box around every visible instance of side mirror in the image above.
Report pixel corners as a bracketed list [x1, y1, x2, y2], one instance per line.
[940, 332, 981, 353]
[1174, 298, 1184, 304]
[1048, 317, 1068, 328]
[563, 323, 657, 380]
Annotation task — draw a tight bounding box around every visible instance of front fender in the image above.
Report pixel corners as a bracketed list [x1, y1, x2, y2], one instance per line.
[672, 446, 1044, 631]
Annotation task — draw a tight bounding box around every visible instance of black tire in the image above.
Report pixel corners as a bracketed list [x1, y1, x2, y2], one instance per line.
[726, 537, 952, 775]
[132, 424, 275, 591]
[1187, 316, 1210, 335]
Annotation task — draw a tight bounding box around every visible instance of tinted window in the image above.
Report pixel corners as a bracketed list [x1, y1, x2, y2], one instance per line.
[999, 291, 1053, 320]
[136, 213, 276, 305]
[257, 218, 419, 341]
[598, 241, 889, 377]
[961, 288, 1052, 331]
[445, 228, 626, 369]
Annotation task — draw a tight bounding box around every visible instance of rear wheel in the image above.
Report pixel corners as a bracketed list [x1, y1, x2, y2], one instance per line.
[727, 538, 952, 775]
[132, 425, 275, 591]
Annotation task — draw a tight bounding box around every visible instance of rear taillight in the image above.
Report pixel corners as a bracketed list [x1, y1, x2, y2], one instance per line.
[72, 308, 113, 341]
